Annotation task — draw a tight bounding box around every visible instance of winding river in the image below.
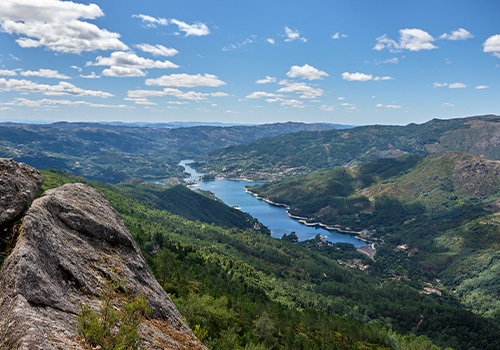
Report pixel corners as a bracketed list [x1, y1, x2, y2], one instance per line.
[180, 160, 367, 247]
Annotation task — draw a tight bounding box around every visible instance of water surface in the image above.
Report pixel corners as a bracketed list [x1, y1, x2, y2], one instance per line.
[180, 160, 367, 247]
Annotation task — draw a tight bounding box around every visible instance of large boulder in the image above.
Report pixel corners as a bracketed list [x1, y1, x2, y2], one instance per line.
[0, 183, 206, 349]
[0, 158, 43, 228]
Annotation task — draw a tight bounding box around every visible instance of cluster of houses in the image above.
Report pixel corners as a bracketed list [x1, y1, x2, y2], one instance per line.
[336, 259, 370, 271]
[420, 282, 442, 296]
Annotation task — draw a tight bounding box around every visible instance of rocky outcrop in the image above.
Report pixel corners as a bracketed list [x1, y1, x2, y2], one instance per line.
[0, 182, 206, 349]
[0, 158, 43, 228]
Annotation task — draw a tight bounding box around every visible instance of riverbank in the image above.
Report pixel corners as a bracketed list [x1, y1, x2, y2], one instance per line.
[245, 187, 376, 255]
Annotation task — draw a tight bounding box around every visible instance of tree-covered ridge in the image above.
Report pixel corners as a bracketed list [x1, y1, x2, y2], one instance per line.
[37, 169, 500, 349]
[0, 121, 333, 183]
[200, 114, 500, 181]
[248, 152, 500, 321]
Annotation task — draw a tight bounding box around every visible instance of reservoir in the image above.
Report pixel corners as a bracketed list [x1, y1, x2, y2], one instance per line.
[180, 160, 367, 247]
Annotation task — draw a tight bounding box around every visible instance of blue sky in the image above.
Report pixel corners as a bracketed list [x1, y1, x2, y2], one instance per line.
[0, 0, 499, 125]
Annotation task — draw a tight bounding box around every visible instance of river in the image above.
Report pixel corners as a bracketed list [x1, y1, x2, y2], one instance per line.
[180, 160, 367, 247]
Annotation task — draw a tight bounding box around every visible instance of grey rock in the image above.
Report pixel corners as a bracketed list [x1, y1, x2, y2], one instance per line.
[0, 183, 206, 349]
[0, 158, 43, 228]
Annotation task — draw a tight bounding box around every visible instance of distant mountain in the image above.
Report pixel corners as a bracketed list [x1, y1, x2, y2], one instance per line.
[0, 121, 335, 183]
[248, 152, 500, 319]
[200, 114, 500, 180]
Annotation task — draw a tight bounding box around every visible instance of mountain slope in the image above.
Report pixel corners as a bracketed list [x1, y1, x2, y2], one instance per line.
[0, 121, 333, 183]
[248, 152, 500, 320]
[200, 114, 500, 180]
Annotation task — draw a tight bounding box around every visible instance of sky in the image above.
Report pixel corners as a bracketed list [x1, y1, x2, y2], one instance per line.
[0, 0, 499, 126]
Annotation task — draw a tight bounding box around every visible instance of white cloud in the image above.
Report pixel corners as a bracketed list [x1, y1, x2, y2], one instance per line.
[320, 105, 334, 112]
[341, 102, 356, 107]
[256, 76, 276, 84]
[266, 38, 275, 45]
[132, 14, 168, 27]
[442, 102, 455, 107]
[331, 32, 347, 39]
[280, 99, 305, 108]
[0, 107, 12, 111]
[88, 51, 178, 69]
[102, 66, 146, 77]
[440, 28, 473, 41]
[70, 65, 81, 72]
[286, 64, 328, 80]
[127, 87, 209, 101]
[449, 82, 467, 89]
[4, 97, 128, 108]
[246, 91, 285, 99]
[284, 26, 307, 42]
[146, 73, 225, 87]
[483, 34, 500, 58]
[434, 82, 448, 88]
[0, 0, 128, 54]
[373, 76, 394, 81]
[20, 69, 70, 79]
[170, 19, 210, 37]
[338, 97, 345, 100]
[136, 44, 178, 57]
[0, 78, 112, 97]
[383, 57, 399, 64]
[0, 69, 17, 76]
[277, 81, 323, 98]
[374, 29, 437, 52]
[475, 85, 489, 89]
[384, 104, 402, 109]
[211, 92, 228, 97]
[222, 36, 255, 51]
[124, 97, 157, 105]
[80, 72, 100, 79]
[341, 72, 372, 81]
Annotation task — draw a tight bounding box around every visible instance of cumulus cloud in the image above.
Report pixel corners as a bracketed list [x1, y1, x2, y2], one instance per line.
[475, 85, 489, 89]
[145, 73, 225, 87]
[136, 44, 178, 57]
[286, 64, 328, 80]
[211, 92, 229, 97]
[442, 102, 455, 107]
[374, 29, 437, 52]
[383, 57, 399, 64]
[440, 28, 473, 41]
[3, 97, 128, 108]
[449, 82, 467, 88]
[0, 69, 17, 76]
[124, 97, 157, 105]
[88, 51, 178, 69]
[20, 69, 70, 79]
[434, 82, 448, 88]
[0, 0, 128, 54]
[170, 19, 210, 36]
[483, 34, 500, 58]
[132, 14, 168, 27]
[341, 72, 372, 81]
[246, 91, 285, 99]
[266, 38, 275, 45]
[277, 81, 323, 99]
[0, 78, 112, 97]
[103, 66, 146, 77]
[80, 72, 100, 79]
[320, 105, 334, 112]
[331, 32, 347, 39]
[342, 72, 394, 82]
[127, 87, 209, 101]
[256, 76, 276, 84]
[284, 26, 307, 42]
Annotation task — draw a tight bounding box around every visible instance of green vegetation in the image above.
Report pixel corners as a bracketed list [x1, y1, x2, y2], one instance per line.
[77, 278, 150, 350]
[39, 168, 500, 349]
[249, 152, 500, 321]
[200, 114, 500, 180]
[0, 121, 332, 183]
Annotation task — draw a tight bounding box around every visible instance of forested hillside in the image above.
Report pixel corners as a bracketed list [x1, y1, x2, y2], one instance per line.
[200, 115, 500, 180]
[0, 121, 333, 183]
[249, 152, 500, 320]
[20, 168, 500, 350]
